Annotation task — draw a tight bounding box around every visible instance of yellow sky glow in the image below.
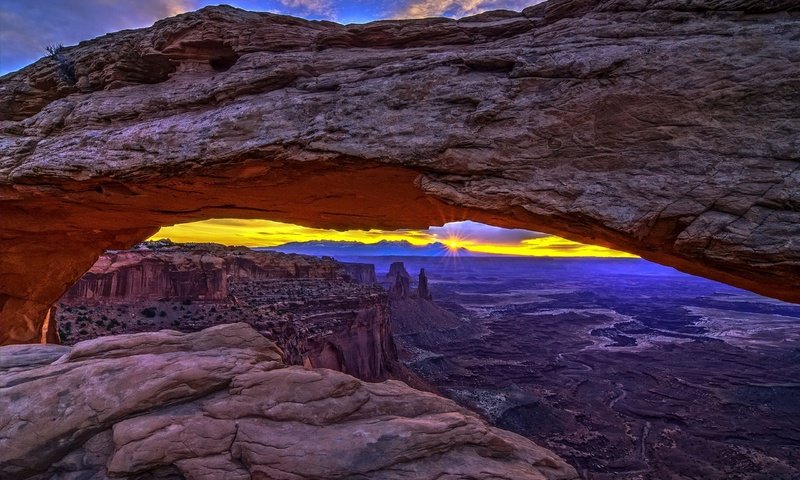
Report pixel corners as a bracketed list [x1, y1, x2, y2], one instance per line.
[150, 219, 637, 258]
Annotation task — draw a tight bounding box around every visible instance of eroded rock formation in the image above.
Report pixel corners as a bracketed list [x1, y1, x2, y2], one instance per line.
[57, 242, 402, 382]
[340, 261, 378, 284]
[388, 262, 413, 300]
[419, 268, 432, 301]
[1, 0, 798, 344]
[385, 264, 466, 345]
[61, 240, 374, 302]
[385, 262, 435, 301]
[386, 262, 412, 282]
[0, 323, 578, 479]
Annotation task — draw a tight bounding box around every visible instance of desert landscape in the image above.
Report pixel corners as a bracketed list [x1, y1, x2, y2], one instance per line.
[49, 243, 800, 479]
[374, 256, 800, 479]
[1, 0, 798, 478]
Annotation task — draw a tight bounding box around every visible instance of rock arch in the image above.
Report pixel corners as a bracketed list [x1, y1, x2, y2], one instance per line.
[1, 1, 798, 345]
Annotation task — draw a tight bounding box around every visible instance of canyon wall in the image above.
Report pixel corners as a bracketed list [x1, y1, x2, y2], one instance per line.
[56, 242, 401, 382]
[1, 0, 799, 344]
[340, 261, 379, 284]
[62, 241, 374, 302]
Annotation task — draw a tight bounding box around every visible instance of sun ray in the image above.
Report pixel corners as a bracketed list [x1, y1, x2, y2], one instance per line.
[150, 218, 636, 258]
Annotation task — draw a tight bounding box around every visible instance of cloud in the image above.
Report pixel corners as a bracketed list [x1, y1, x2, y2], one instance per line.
[0, 0, 196, 74]
[393, 0, 542, 19]
[427, 220, 548, 245]
[224, 0, 336, 18]
[276, 0, 335, 18]
[152, 218, 635, 257]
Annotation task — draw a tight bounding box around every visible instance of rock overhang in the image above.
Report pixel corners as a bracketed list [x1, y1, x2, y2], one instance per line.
[1, 0, 799, 344]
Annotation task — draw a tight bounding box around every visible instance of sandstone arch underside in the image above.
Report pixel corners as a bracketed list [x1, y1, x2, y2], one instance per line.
[1, 0, 799, 345]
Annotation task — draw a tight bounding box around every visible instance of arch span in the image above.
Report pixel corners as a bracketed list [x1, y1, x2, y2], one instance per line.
[1, 1, 798, 344]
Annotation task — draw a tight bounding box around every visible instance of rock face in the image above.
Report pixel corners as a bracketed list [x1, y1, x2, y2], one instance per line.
[340, 261, 378, 284]
[387, 262, 412, 299]
[381, 262, 466, 356]
[384, 265, 467, 345]
[389, 271, 412, 300]
[1, 0, 799, 344]
[0, 323, 578, 479]
[418, 268, 432, 301]
[386, 262, 411, 283]
[56, 242, 402, 383]
[386, 262, 435, 301]
[62, 240, 374, 302]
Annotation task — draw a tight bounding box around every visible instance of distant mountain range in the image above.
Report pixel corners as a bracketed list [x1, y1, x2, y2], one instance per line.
[257, 240, 483, 257]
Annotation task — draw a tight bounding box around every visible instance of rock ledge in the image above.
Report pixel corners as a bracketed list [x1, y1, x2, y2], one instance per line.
[0, 323, 577, 479]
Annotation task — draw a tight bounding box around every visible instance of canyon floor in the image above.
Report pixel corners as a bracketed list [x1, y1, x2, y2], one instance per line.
[343, 256, 800, 480]
[54, 248, 800, 479]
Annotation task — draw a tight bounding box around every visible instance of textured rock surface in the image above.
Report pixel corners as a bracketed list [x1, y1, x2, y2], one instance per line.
[385, 261, 434, 301]
[62, 240, 374, 302]
[57, 242, 401, 383]
[340, 261, 379, 284]
[419, 268, 433, 301]
[1, 0, 799, 343]
[389, 270, 412, 300]
[0, 323, 578, 479]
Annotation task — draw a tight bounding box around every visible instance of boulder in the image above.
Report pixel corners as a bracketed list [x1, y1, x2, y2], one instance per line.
[0, 323, 578, 479]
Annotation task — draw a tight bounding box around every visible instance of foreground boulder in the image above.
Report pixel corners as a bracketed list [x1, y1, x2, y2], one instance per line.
[1, 0, 799, 345]
[0, 323, 577, 479]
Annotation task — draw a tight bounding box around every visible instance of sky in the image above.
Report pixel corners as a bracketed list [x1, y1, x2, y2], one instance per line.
[0, 0, 542, 75]
[152, 220, 636, 257]
[1, 0, 631, 258]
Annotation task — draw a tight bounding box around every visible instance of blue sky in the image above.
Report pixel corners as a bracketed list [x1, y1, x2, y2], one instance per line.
[0, 0, 540, 75]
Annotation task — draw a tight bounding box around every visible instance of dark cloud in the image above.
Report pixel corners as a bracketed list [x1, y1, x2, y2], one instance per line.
[428, 221, 548, 245]
[393, 0, 543, 19]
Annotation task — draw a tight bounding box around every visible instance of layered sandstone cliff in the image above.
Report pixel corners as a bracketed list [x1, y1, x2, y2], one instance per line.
[62, 240, 375, 302]
[0, 323, 578, 479]
[1, 0, 798, 344]
[56, 242, 402, 382]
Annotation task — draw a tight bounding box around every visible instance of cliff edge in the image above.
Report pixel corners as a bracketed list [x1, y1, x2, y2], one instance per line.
[0, 323, 578, 479]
